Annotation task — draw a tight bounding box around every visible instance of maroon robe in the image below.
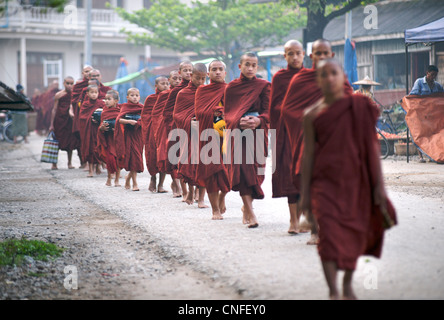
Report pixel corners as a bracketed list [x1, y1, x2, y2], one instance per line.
[310, 94, 397, 270]
[38, 87, 58, 132]
[79, 98, 104, 164]
[195, 81, 230, 194]
[173, 81, 200, 185]
[150, 90, 171, 174]
[114, 102, 144, 173]
[281, 68, 353, 193]
[32, 93, 43, 130]
[157, 79, 190, 175]
[224, 74, 270, 199]
[71, 78, 89, 135]
[96, 105, 121, 174]
[142, 90, 160, 176]
[53, 90, 80, 152]
[269, 66, 302, 201]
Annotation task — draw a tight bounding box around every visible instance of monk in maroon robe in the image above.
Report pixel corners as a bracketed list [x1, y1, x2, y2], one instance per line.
[49, 76, 80, 170]
[149, 71, 182, 196]
[142, 76, 170, 193]
[158, 63, 192, 199]
[173, 63, 208, 208]
[38, 81, 59, 135]
[79, 85, 104, 177]
[195, 60, 231, 220]
[281, 39, 353, 243]
[269, 40, 309, 234]
[224, 53, 270, 228]
[71, 65, 92, 139]
[97, 89, 121, 187]
[31, 89, 43, 135]
[299, 59, 397, 300]
[115, 88, 144, 191]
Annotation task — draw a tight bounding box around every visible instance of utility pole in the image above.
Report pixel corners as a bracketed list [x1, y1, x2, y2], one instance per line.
[345, 11, 352, 40]
[84, 0, 92, 66]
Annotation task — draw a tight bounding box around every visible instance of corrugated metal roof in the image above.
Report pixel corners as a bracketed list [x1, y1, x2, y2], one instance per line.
[0, 82, 33, 111]
[323, 0, 444, 42]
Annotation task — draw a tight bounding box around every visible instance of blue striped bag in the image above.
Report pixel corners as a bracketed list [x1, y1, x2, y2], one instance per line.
[41, 131, 59, 164]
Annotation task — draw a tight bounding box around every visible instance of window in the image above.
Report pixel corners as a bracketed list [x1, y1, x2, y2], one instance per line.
[43, 60, 63, 88]
[374, 53, 406, 91]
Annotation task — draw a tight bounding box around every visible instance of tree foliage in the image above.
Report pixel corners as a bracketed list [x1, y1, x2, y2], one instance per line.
[115, 0, 306, 68]
[284, 0, 379, 43]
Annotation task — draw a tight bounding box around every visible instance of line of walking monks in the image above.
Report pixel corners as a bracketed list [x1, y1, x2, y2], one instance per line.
[48, 39, 397, 300]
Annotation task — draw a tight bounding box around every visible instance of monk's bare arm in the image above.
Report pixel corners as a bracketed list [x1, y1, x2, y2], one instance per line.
[49, 91, 63, 131]
[119, 119, 137, 126]
[299, 107, 317, 213]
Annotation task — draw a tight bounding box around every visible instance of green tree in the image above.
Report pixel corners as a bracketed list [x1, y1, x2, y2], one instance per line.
[115, 0, 306, 78]
[286, 0, 378, 45]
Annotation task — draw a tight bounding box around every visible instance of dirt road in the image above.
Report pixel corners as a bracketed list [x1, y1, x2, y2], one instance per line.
[1, 133, 443, 301]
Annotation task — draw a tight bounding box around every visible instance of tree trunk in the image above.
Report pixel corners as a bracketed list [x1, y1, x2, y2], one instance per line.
[305, 5, 328, 45]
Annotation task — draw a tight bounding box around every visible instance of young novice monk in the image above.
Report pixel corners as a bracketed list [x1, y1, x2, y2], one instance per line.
[173, 63, 208, 208]
[79, 85, 104, 177]
[195, 60, 231, 220]
[115, 88, 144, 191]
[299, 59, 397, 300]
[97, 90, 121, 187]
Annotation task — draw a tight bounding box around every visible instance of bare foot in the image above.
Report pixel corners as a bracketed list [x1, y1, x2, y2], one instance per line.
[125, 176, 131, 190]
[198, 202, 209, 209]
[288, 220, 299, 235]
[115, 183, 121, 188]
[106, 179, 112, 187]
[149, 180, 156, 193]
[133, 186, 140, 192]
[212, 212, 224, 220]
[185, 193, 194, 205]
[68, 164, 75, 170]
[241, 206, 250, 225]
[95, 165, 101, 175]
[307, 234, 320, 245]
[298, 219, 312, 233]
[182, 192, 189, 203]
[51, 164, 58, 171]
[157, 186, 168, 194]
[247, 212, 259, 229]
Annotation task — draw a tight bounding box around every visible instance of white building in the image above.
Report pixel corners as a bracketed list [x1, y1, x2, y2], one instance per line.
[0, 0, 180, 96]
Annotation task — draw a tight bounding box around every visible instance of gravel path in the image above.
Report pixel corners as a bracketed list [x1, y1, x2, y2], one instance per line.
[1, 133, 443, 300]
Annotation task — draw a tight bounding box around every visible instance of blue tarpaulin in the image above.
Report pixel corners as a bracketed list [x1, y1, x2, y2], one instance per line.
[114, 59, 131, 104]
[344, 38, 359, 91]
[405, 17, 444, 44]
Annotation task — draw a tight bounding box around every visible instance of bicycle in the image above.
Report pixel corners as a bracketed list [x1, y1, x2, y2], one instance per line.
[0, 111, 24, 144]
[376, 99, 407, 135]
[376, 126, 390, 160]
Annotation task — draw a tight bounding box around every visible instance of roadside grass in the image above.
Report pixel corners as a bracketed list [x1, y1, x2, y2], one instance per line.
[0, 237, 64, 267]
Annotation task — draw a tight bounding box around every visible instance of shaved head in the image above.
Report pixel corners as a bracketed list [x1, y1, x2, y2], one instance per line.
[240, 52, 258, 65]
[311, 38, 335, 69]
[209, 60, 226, 70]
[312, 39, 332, 51]
[155, 76, 168, 85]
[180, 61, 193, 71]
[193, 63, 207, 74]
[284, 40, 303, 51]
